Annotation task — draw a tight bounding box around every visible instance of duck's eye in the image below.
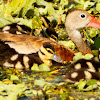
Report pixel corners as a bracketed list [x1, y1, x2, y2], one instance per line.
[80, 13, 86, 19]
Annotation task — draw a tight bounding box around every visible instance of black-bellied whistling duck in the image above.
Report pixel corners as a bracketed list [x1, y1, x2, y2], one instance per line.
[65, 9, 100, 55]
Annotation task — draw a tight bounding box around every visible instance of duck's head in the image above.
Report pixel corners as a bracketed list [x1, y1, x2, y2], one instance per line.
[65, 9, 100, 55]
[38, 42, 64, 67]
[65, 9, 100, 31]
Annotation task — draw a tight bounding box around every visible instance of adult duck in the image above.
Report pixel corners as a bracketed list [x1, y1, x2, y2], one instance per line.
[65, 9, 100, 55]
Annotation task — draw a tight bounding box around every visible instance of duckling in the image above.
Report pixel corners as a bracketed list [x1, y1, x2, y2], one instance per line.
[63, 68, 100, 83]
[65, 59, 100, 73]
[0, 17, 58, 41]
[63, 59, 100, 83]
[1, 42, 63, 70]
[63, 48, 100, 83]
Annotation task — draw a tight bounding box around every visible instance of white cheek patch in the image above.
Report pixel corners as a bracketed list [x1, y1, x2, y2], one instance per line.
[10, 54, 18, 61]
[3, 62, 14, 68]
[15, 61, 23, 69]
[71, 72, 78, 78]
[23, 56, 30, 69]
[2, 26, 10, 31]
[86, 62, 95, 71]
[84, 71, 92, 80]
[74, 63, 81, 70]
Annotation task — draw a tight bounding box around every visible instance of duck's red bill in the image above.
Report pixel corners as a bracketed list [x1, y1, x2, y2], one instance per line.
[87, 16, 100, 28]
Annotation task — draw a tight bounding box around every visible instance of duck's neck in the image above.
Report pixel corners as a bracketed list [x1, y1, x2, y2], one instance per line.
[66, 29, 93, 55]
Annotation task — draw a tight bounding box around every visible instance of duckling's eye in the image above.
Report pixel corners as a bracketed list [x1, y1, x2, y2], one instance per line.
[80, 13, 86, 19]
[47, 48, 54, 54]
[47, 50, 51, 53]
